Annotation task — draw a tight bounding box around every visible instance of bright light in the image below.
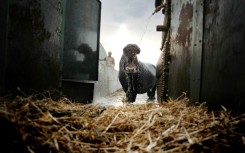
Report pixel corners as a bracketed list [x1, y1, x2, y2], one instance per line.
[101, 23, 162, 70]
[101, 24, 138, 70]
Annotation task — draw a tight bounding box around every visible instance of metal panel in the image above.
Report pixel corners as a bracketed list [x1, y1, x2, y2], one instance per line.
[0, 0, 101, 102]
[168, 0, 194, 98]
[168, 0, 204, 101]
[201, 0, 245, 111]
[61, 0, 101, 102]
[3, 0, 64, 95]
[62, 0, 100, 81]
[190, 0, 204, 102]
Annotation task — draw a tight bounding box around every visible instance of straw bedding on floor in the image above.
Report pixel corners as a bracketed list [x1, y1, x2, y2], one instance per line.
[0, 94, 244, 153]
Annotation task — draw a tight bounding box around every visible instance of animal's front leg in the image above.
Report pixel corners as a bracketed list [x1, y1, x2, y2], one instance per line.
[127, 73, 135, 91]
[147, 84, 156, 101]
[126, 73, 137, 103]
[126, 91, 137, 103]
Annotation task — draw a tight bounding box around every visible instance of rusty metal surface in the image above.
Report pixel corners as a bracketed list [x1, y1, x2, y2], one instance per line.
[159, 0, 245, 111]
[168, 0, 194, 99]
[201, 0, 245, 110]
[168, 0, 204, 101]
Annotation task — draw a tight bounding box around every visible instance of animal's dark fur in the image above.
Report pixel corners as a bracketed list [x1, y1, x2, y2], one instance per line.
[119, 44, 156, 102]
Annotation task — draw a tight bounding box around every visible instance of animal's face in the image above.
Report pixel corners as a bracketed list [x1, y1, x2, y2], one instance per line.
[123, 44, 140, 73]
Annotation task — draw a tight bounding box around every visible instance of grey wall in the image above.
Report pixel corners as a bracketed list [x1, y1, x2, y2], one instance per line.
[93, 44, 122, 101]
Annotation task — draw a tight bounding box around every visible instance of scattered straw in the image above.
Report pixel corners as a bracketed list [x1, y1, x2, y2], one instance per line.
[0, 95, 244, 153]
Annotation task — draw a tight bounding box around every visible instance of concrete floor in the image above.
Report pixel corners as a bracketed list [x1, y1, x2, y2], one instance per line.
[93, 89, 157, 107]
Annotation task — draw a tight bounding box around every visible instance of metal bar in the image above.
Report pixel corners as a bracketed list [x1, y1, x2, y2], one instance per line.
[190, 0, 204, 102]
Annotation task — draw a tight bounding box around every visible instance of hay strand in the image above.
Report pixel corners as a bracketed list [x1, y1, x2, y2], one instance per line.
[0, 95, 244, 152]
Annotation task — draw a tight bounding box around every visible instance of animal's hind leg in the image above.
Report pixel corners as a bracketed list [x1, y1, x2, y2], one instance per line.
[147, 85, 156, 101]
[126, 91, 137, 103]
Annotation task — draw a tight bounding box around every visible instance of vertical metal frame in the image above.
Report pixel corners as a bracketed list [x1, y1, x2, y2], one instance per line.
[190, 0, 204, 102]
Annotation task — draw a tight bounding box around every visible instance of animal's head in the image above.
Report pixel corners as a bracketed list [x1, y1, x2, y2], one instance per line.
[122, 44, 140, 73]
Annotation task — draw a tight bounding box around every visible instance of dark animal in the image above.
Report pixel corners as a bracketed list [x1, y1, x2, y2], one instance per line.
[119, 44, 157, 102]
